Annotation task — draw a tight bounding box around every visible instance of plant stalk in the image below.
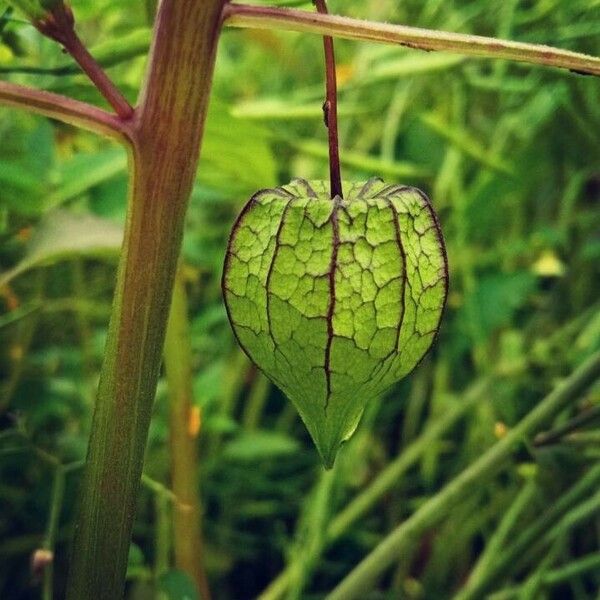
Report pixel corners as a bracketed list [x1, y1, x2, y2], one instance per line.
[60, 29, 134, 119]
[224, 4, 600, 77]
[66, 1, 226, 598]
[313, 0, 342, 199]
[0, 80, 129, 139]
[164, 270, 211, 600]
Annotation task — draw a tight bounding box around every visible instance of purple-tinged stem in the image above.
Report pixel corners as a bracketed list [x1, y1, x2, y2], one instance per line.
[0, 79, 131, 140]
[34, 4, 134, 119]
[61, 31, 134, 120]
[66, 1, 226, 598]
[313, 0, 342, 200]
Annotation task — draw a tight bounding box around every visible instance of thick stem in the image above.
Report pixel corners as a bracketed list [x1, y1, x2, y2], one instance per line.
[224, 5, 600, 77]
[314, 0, 342, 199]
[164, 271, 211, 600]
[66, 1, 226, 598]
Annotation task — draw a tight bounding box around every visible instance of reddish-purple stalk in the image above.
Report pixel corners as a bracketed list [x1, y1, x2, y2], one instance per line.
[59, 32, 134, 120]
[35, 5, 134, 119]
[314, 0, 343, 200]
[0, 79, 130, 139]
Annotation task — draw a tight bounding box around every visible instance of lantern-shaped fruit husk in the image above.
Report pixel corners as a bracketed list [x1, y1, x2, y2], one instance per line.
[223, 178, 448, 467]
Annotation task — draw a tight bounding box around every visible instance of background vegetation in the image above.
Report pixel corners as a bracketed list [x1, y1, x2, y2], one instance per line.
[1, 0, 599, 598]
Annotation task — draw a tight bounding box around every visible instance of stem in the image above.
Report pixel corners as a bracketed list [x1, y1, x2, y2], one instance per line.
[224, 4, 600, 77]
[457, 466, 600, 600]
[489, 552, 600, 600]
[313, 0, 342, 199]
[0, 80, 130, 140]
[32, 4, 134, 119]
[534, 404, 600, 446]
[461, 478, 538, 595]
[42, 466, 65, 600]
[61, 29, 134, 120]
[66, 1, 226, 598]
[328, 351, 600, 600]
[164, 270, 211, 600]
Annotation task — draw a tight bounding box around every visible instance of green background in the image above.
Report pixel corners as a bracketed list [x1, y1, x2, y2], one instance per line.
[0, 0, 599, 598]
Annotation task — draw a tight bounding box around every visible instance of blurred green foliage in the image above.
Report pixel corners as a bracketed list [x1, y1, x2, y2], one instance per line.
[0, 0, 599, 598]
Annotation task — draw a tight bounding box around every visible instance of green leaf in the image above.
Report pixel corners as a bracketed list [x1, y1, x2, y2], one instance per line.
[223, 179, 448, 467]
[0, 210, 122, 287]
[460, 272, 537, 343]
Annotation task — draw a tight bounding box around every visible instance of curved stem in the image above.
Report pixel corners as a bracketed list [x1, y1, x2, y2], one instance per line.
[224, 4, 600, 77]
[314, 0, 342, 199]
[0, 79, 131, 142]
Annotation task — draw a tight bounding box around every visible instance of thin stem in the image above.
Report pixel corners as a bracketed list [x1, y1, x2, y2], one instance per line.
[534, 404, 600, 446]
[31, 4, 134, 119]
[489, 552, 600, 600]
[164, 269, 211, 600]
[460, 478, 538, 595]
[313, 0, 342, 199]
[224, 4, 600, 77]
[327, 351, 600, 600]
[42, 466, 65, 600]
[0, 80, 130, 141]
[457, 466, 600, 600]
[60, 29, 134, 120]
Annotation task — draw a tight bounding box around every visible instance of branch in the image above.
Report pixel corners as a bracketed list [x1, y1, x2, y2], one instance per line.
[224, 4, 600, 77]
[31, 4, 134, 119]
[59, 30, 135, 120]
[0, 80, 132, 142]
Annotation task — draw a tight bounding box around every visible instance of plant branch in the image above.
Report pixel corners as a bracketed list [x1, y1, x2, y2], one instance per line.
[224, 4, 600, 77]
[0, 80, 131, 141]
[313, 0, 342, 199]
[59, 29, 134, 120]
[327, 351, 600, 600]
[31, 4, 134, 119]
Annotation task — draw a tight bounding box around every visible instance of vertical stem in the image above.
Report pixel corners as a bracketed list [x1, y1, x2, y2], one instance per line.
[42, 465, 65, 600]
[314, 0, 343, 199]
[66, 1, 226, 598]
[155, 492, 171, 579]
[164, 270, 211, 600]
